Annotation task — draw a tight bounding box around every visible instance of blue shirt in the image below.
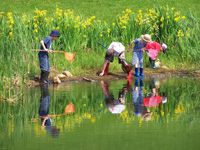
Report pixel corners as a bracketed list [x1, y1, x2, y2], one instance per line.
[133, 38, 147, 51]
[39, 36, 52, 55]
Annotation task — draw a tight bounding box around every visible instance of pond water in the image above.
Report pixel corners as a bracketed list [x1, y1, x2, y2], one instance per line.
[0, 77, 200, 150]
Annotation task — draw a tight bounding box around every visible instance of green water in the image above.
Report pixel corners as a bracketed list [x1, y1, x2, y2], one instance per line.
[0, 77, 200, 150]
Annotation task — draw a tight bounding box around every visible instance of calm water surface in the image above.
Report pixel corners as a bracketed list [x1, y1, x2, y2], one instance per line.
[0, 77, 200, 150]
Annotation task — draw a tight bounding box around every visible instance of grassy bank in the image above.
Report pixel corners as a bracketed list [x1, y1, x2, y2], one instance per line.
[0, 4, 200, 99]
[0, 0, 200, 22]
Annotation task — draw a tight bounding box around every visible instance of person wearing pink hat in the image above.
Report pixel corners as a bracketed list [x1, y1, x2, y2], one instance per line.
[128, 34, 151, 78]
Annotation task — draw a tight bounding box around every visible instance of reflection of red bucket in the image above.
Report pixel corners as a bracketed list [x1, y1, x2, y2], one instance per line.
[64, 102, 76, 114]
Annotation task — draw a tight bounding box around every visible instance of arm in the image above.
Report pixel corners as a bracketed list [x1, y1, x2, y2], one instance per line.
[40, 40, 54, 53]
[99, 61, 109, 76]
[41, 116, 50, 126]
[127, 40, 135, 51]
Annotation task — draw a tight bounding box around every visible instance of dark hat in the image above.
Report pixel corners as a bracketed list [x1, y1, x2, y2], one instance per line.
[105, 49, 114, 62]
[50, 30, 59, 37]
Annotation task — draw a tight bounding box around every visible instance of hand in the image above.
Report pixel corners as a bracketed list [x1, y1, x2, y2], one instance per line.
[48, 50, 54, 53]
[99, 72, 104, 77]
[127, 49, 131, 52]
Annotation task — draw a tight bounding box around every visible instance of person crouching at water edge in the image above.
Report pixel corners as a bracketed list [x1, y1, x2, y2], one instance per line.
[127, 34, 151, 78]
[99, 42, 132, 79]
[144, 41, 167, 69]
[39, 30, 59, 85]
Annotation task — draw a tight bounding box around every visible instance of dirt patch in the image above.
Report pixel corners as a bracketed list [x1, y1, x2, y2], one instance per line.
[29, 68, 199, 86]
[49, 68, 196, 83]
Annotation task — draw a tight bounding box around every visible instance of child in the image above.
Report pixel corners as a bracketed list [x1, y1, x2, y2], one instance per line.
[128, 78, 151, 121]
[39, 30, 59, 84]
[100, 80, 131, 114]
[144, 42, 167, 69]
[128, 34, 151, 77]
[143, 78, 167, 107]
[99, 42, 132, 79]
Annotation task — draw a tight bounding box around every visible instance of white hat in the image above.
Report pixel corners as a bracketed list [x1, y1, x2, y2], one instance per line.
[108, 104, 125, 114]
[141, 34, 151, 42]
[161, 43, 167, 54]
[162, 96, 167, 103]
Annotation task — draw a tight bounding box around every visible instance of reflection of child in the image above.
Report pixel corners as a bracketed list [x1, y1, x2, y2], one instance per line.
[99, 42, 132, 79]
[129, 78, 151, 121]
[143, 79, 167, 107]
[100, 80, 131, 114]
[39, 84, 59, 138]
[145, 42, 167, 69]
[128, 34, 151, 77]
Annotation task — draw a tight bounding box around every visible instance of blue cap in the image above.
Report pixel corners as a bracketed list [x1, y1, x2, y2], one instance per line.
[50, 30, 59, 37]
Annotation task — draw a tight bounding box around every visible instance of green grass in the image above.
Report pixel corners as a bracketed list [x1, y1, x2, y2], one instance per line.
[0, 0, 199, 22]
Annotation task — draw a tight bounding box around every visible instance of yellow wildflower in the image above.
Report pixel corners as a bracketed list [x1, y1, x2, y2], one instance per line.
[10, 20, 14, 24]
[122, 26, 126, 29]
[160, 17, 164, 22]
[107, 28, 111, 33]
[74, 25, 79, 28]
[99, 34, 103, 37]
[83, 35, 86, 38]
[7, 12, 12, 17]
[174, 17, 180, 22]
[91, 16, 96, 20]
[182, 16, 186, 19]
[91, 117, 95, 123]
[9, 32, 13, 36]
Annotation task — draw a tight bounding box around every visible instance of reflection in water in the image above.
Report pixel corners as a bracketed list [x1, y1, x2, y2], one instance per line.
[1, 77, 200, 149]
[128, 78, 168, 121]
[39, 84, 59, 138]
[144, 78, 167, 106]
[129, 78, 151, 121]
[101, 80, 131, 114]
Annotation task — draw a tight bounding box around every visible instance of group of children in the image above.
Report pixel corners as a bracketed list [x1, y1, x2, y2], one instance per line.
[38, 30, 167, 84]
[99, 34, 167, 79]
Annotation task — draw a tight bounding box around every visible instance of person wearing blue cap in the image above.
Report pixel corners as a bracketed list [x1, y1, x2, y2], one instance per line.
[39, 30, 59, 84]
